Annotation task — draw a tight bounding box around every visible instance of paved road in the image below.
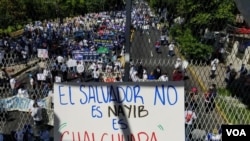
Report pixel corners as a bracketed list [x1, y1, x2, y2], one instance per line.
[131, 26, 226, 134]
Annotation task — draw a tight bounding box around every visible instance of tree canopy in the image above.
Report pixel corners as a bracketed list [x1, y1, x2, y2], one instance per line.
[0, 0, 125, 30]
[148, 0, 238, 61]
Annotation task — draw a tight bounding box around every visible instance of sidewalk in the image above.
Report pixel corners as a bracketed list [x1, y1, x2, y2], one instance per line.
[189, 64, 227, 89]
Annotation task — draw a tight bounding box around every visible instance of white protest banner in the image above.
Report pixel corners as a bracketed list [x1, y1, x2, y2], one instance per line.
[54, 82, 185, 141]
[76, 64, 85, 73]
[37, 49, 49, 58]
[66, 59, 77, 68]
[0, 96, 51, 112]
[0, 96, 53, 126]
[37, 73, 46, 81]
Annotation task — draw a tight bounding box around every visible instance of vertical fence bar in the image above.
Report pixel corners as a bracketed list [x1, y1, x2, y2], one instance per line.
[124, 0, 132, 82]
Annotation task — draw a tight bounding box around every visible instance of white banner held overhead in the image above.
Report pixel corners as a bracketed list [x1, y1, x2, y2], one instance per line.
[37, 73, 46, 81]
[37, 49, 49, 58]
[0, 96, 53, 126]
[66, 59, 77, 68]
[54, 82, 185, 141]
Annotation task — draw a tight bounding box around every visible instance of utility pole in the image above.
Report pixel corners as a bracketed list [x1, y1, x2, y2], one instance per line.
[124, 0, 132, 82]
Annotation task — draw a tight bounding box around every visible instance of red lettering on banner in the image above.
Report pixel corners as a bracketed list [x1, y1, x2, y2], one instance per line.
[105, 77, 115, 83]
[60, 131, 158, 141]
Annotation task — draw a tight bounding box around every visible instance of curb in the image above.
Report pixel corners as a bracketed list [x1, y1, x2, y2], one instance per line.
[175, 48, 230, 124]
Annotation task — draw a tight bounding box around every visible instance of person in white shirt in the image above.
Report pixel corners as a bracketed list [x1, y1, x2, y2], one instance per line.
[92, 68, 100, 82]
[168, 42, 175, 57]
[76, 61, 85, 82]
[56, 56, 64, 63]
[142, 69, 148, 80]
[131, 71, 140, 82]
[158, 73, 169, 81]
[30, 101, 43, 126]
[185, 103, 197, 140]
[21, 50, 28, 65]
[43, 67, 51, 79]
[28, 95, 37, 113]
[175, 58, 182, 69]
[29, 75, 35, 89]
[17, 86, 29, 98]
[210, 58, 219, 79]
[48, 89, 54, 109]
[9, 76, 16, 95]
[105, 63, 113, 73]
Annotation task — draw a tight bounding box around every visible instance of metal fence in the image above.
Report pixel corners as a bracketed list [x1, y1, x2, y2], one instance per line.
[0, 4, 250, 141]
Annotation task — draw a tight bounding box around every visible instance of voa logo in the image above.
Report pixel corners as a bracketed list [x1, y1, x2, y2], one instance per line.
[226, 129, 246, 136]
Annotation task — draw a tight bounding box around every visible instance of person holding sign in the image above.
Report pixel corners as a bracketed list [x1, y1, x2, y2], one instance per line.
[30, 101, 43, 139]
[76, 61, 85, 82]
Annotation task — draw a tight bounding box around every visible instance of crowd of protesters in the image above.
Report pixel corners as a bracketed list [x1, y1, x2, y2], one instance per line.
[0, 1, 240, 141]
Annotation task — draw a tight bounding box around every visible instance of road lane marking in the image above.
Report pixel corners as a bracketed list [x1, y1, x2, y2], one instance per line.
[151, 51, 153, 57]
[148, 38, 151, 43]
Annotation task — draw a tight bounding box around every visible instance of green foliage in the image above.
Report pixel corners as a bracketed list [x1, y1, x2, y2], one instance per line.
[17, 25, 23, 30]
[170, 26, 213, 61]
[169, 24, 182, 38]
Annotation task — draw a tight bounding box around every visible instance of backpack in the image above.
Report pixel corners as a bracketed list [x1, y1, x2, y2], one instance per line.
[185, 112, 193, 122]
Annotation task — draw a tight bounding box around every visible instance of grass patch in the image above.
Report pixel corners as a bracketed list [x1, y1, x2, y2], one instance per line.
[216, 88, 250, 124]
[217, 88, 231, 96]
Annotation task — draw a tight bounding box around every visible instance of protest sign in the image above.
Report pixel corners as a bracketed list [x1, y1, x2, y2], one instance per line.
[72, 51, 99, 62]
[54, 82, 185, 141]
[37, 49, 48, 58]
[0, 96, 53, 126]
[0, 96, 51, 112]
[37, 73, 46, 81]
[66, 59, 77, 68]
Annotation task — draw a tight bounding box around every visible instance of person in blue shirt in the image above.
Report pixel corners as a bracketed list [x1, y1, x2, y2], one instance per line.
[205, 128, 221, 141]
[0, 133, 3, 141]
[23, 124, 34, 141]
[148, 71, 155, 80]
[239, 63, 248, 77]
[39, 126, 50, 141]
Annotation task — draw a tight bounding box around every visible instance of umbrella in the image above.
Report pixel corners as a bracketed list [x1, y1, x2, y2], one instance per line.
[97, 46, 109, 54]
